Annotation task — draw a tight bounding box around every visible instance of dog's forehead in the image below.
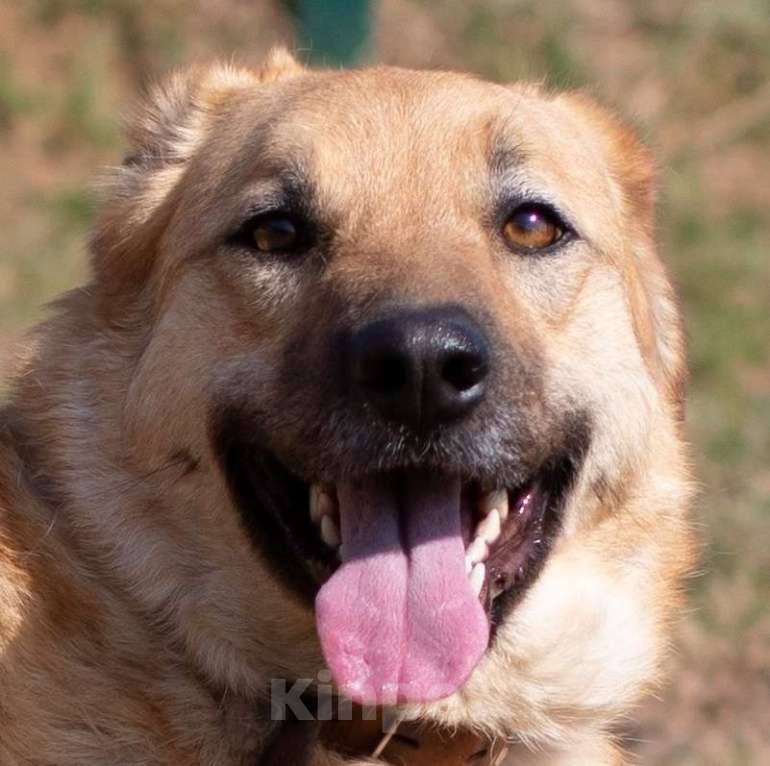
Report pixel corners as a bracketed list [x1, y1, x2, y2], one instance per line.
[236, 69, 619, 229]
[257, 71, 509, 205]
[268, 69, 514, 154]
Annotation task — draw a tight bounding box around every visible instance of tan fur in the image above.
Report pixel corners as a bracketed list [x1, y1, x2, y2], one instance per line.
[0, 50, 693, 765]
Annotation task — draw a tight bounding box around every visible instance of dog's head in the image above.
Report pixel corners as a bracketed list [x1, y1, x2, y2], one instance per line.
[91, 50, 689, 732]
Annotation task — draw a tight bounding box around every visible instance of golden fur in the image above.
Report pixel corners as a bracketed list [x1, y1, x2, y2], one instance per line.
[0, 51, 693, 765]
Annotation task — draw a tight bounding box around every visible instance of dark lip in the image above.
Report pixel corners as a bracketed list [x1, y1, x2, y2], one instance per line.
[218, 434, 583, 628]
[221, 446, 333, 601]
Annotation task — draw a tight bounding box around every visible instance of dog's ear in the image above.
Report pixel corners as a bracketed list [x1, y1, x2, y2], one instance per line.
[122, 48, 303, 168]
[91, 49, 304, 308]
[559, 93, 687, 412]
[256, 46, 306, 83]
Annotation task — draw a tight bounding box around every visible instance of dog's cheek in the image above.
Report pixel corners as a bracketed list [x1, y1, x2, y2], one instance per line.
[541, 268, 661, 508]
[114, 281, 329, 677]
[122, 270, 284, 463]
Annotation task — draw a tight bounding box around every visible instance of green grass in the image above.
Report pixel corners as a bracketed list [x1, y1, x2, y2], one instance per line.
[0, 54, 41, 131]
[0, 187, 92, 332]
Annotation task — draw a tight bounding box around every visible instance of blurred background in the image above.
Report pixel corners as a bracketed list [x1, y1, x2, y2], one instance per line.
[0, 1, 768, 763]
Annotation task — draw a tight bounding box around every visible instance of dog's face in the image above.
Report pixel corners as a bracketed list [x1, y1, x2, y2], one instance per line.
[94, 52, 688, 734]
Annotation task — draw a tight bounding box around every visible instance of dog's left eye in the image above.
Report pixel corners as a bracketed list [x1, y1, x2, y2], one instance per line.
[252, 215, 301, 252]
[502, 203, 567, 252]
[232, 213, 311, 255]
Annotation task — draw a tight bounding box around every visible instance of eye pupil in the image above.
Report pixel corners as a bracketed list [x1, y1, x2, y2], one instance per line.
[253, 217, 298, 252]
[502, 204, 565, 251]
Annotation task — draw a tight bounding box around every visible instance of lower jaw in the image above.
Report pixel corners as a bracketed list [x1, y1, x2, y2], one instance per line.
[219, 445, 581, 706]
[312, 469, 575, 705]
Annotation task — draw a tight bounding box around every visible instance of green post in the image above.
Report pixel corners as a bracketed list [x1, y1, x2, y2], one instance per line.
[289, 0, 373, 66]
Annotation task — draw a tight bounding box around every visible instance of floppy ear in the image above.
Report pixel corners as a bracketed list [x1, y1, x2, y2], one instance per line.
[90, 49, 304, 306]
[558, 93, 687, 412]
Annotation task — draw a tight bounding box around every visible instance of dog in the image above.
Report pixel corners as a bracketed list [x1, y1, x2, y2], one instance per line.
[0, 49, 694, 765]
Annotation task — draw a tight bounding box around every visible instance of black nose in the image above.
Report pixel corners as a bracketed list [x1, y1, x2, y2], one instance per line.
[349, 307, 490, 431]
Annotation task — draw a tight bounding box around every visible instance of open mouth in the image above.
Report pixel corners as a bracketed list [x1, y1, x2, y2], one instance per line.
[311, 468, 573, 705]
[309, 472, 567, 614]
[222, 437, 580, 706]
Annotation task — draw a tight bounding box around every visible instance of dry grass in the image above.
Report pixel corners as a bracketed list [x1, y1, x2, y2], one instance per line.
[1, 2, 768, 762]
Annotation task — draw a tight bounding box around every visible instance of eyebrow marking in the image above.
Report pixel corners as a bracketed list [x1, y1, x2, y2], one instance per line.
[487, 142, 524, 179]
[238, 165, 317, 220]
[485, 113, 525, 179]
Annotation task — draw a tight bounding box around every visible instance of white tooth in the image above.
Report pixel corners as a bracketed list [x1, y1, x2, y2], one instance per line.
[310, 486, 321, 523]
[311, 486, 335, 524]
[319, 491, 335, 519]
[469, 562, 485, 597]
[320, 515, 341, 548]
[480, 489, 507, 518]
[478, 509, 501, 544]
[466, 537, 487, 565]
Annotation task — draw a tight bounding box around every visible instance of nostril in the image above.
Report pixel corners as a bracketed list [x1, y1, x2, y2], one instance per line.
[441, 351, 488, 393]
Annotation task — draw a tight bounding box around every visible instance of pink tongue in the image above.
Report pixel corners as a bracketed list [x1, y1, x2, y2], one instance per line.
[315, 475, 489, 705]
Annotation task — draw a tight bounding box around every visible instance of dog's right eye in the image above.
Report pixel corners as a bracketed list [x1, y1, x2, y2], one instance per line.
[231, 212, 311, 255]
[501, 203, 569, 253]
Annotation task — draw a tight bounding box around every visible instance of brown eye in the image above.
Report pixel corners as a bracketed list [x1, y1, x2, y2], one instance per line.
[502, 204, 566, 251]
[230, 210, 314, 257]
[252, 216, 299, 252]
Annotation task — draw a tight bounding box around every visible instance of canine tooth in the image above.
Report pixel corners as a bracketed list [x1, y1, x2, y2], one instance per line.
[320, 515, 341, 548]
[310, 486, 335, 524]
[477, 509, 501, 544]
[480, 489, 507, 518]
[310, 485, 321, 522]
[466, 537, 487, 565]
[469, 562, 485, 597]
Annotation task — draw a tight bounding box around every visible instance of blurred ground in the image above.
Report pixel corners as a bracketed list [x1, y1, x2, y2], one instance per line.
[1, 2, 768, 763]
